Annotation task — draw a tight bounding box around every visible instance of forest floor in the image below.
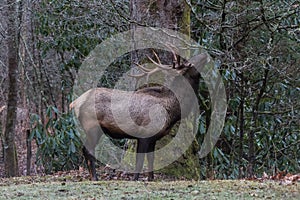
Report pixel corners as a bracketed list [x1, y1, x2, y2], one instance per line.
[1, 127, 299, 199]
[0, 171, 299, 200]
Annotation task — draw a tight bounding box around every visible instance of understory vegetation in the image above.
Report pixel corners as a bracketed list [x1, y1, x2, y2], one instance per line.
[0, 0, 299, 180]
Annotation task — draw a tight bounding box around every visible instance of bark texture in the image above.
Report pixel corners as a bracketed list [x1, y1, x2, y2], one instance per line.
[4, 0, 19, 177]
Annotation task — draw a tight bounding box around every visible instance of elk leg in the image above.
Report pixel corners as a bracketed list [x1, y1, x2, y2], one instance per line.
[146, 140, 156, 181]
[134, 139, 148, 181]
[83, 146, 98, 181]
[83, 126, 101, 181]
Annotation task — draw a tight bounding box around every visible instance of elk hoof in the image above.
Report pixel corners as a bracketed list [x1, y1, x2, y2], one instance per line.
[133, 173, 139, 181]
[148, 173, 154, 181]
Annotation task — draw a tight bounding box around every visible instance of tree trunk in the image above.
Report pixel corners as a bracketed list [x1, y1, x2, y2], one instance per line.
[247, 68, 269, 177]
[238, 71, 245, 178]
[130, 0, 200, 179]
[26, 130, 31, 175]
[4, 0, 19, 177]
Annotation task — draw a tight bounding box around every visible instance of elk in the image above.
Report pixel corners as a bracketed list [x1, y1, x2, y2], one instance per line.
[70, 50, 209, 181]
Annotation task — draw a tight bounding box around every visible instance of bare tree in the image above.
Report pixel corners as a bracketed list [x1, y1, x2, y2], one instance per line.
[3, 0, 20, 177]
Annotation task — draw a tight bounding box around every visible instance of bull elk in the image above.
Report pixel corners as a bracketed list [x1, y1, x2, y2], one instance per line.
[70, 50, 209, 181]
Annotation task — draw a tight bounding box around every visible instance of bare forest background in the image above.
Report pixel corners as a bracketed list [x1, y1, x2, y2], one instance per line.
[0, 0, 299, 180]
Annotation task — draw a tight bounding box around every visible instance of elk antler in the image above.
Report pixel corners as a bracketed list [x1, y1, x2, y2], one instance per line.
[146, 51, 173, 70]
[128, 50, 173, 85]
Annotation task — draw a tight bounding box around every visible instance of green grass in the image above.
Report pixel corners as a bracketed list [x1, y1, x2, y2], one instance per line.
[0, 177, 299, 199]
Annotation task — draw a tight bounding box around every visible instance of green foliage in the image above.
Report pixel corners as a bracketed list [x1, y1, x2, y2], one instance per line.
[35, 0, 129, 66]
[191, 0, 299, 179]
[29, 106, 83, 174]
[97, 53, 131, 88]
[33, 0, 130, 106]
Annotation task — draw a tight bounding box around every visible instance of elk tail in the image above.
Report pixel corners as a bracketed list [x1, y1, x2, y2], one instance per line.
[69, 100, 76, 110]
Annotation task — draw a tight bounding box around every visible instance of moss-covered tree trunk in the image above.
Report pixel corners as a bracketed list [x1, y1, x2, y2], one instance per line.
[4, 0, 19, 177]
[129, 0, 200, 179]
